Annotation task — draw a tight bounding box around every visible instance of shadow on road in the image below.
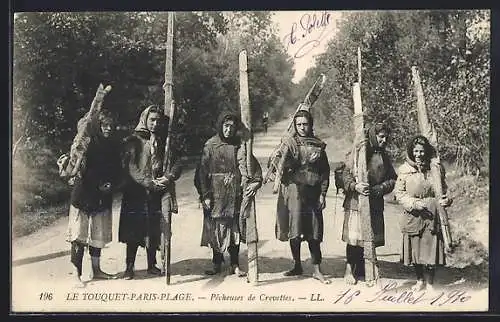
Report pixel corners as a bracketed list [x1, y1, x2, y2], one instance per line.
[166, 258, 229, 288]
[378, 260, 488, 290]
[237, 253, 488, 290]
[12, 250, 70, 267]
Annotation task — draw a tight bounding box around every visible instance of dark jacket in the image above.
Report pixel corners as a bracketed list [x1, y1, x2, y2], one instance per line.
[275, 132, 330, 242]
[70, 135, 123, 213]
[118, 106, 182, 247]
[198, 112, 244, 219]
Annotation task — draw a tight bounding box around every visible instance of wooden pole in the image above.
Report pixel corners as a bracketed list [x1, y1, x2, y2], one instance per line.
[357, 47, 362, 85]
[164, 13, 174, 119]
[239, 50, 259, 285]
[161, 11, 175, 285]
[354, 45, 380, 283]
[353, 80, 379, 284]
[12, 113, 30, 159]
[411, 66, 453, 251]
[412, 67, 437, 144]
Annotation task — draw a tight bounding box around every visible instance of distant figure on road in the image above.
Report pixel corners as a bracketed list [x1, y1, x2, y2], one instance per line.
[262, 111, 269, 133]
[395, 135, 452, 292]
[274, 110, 331, 284]
[197, 111, 262, 277]
[62, 110, 123, 287]
[341, 122, 397, 287]
[119, 105, 182, 280]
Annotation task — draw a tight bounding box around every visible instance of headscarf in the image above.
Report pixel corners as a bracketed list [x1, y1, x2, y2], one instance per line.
[282, 109, 325, 158]
[348, 122, 390, 183]
[292, 109, 314, 137]
[134, 105, 167, 137]
[367, 122, 390, 153]
[216, 110, 241, 145]
[405, 134, 435, 172]
[134, 105, 167, 178]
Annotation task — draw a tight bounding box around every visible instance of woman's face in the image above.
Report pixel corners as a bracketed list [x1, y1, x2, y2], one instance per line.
[295, 116, 311, 137]
[100, 119, 114, 138]
[413, 143, 426, 164]
[375, 130, 388, 149]
[222, 119, 236, 139]
[146, 112, 162, 133]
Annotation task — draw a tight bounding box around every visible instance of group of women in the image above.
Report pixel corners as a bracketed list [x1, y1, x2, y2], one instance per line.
[273, 110, 452, 292]
[59, 105, 452, 292]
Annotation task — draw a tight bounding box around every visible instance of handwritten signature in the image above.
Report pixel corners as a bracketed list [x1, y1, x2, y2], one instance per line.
[283, 11, 336, 59]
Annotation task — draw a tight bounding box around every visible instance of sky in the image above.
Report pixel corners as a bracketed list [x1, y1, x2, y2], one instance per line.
[271, 10, 343, 83]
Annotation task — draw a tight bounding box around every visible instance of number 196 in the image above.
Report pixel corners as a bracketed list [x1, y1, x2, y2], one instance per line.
[39, 292, 53, 301]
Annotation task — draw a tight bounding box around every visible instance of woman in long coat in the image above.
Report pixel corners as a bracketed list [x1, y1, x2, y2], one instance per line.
[65, 110, 122, 287]
[341, 122, 397, 286]
[395, 135, 452, 292]
[198, 111, 262, 277]
[275, 110, 331, 284]
[119, 105, 182, 280]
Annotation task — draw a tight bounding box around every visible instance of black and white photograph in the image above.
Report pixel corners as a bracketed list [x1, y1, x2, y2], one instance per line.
[11, 9, 490, 313]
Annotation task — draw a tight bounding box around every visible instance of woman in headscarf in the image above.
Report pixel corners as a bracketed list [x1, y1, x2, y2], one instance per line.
[395, 135, 452, 292]
[198, 111, 262, 277]
[341, 122, 397, 286]
[274, 109, 331, 284]
[66, 110, 122, 287]
[119, 105, 182, 280]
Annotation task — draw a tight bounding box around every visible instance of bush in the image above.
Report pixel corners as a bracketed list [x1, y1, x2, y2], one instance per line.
[12, 138, 70, 216]
[444, 172, 489, 268]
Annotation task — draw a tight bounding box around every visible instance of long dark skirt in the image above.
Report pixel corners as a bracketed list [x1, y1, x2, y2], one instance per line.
[276, 183, 323, 242]
[119, 210, 162, 249]
[200, 207, 240, 253]
[400, 229, 446, 266]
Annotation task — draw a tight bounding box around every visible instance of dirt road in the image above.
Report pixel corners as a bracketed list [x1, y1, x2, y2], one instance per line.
[11, 119, 488, 313]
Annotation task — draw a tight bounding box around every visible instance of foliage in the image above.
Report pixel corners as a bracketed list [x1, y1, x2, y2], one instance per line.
[305, 10, 489, 174]
[445, 171, 489, 267]
[12, 11, 295, 215]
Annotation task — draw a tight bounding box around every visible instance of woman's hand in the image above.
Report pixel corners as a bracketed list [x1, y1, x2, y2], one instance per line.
[439, 195, 453, 207]
[244, 182, 260, 198]
[318, 195, 326, 210]
[202, 198, 211, 210]
[355, 182, 370, 196]
[99, 182, 112, 193]
[413, 200, 425, 211]
[151, 177, 169, 192]
[370, 184, 384, 198]
[153, 176, 171, 187]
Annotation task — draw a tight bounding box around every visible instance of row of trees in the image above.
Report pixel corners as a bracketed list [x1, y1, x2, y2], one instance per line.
[13, 11, 295, 156]
[12, 11, 296, 212]
[299, 10, 489, 175]
[12, 10, 490, 215]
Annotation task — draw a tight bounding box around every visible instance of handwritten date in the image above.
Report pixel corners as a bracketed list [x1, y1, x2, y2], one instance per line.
[365, 282, 472, 306]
